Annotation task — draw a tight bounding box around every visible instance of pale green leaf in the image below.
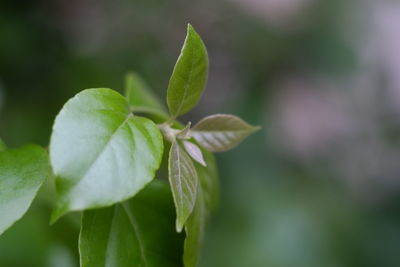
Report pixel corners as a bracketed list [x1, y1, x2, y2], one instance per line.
[0, 138, 6, 152]
[124, 72, 168, 118]
[182, 141, 206, 167]
[168, 141, 198, 232]
[192, 114, 260, 152]
[167, 24, 209, 117]
[177, 122, 192, 140]
[0, 145, 49, 235]
[79, 181, 184, 267]
[50, 88, 163, 222]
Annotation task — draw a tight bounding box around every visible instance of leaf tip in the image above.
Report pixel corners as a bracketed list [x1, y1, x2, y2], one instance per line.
[187, 23, 194, 32]
[186, 23, 202, 42]
[252, 125, 262, 133]
[50, 203, 68, 225]
[49, 212, 61, 225]
[176, 220, 184, 233]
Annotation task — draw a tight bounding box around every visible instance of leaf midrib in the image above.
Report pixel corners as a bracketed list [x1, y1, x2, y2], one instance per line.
[174, 40, 196, 117]
[71, 113, 133, 190]
[122, 203, 149, 267]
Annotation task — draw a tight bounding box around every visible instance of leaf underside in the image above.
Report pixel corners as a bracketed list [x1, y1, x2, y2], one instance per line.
[182, 141, 206, 167]
[168, 141, 198, 232]
[0, 145, 49, 235]
[192, 114, 259, 152]
[50, 88, 163, 222]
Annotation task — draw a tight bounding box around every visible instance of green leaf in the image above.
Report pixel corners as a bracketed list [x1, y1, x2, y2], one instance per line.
[192, 114, 260, 152]
[183, 188, 205, 267]
[182, 141, 206, 167]
[0, 138, 6, 152]
[50, 88, 163, 222]
[196, 148, 219, 212]
[168, 141, 198, 232]
[167, 24, 209, 117]
[79, 181, 184, 267]
[0, 145, 49, 235]
[183, 148, 219, 267]
[124, 72, 168, 118]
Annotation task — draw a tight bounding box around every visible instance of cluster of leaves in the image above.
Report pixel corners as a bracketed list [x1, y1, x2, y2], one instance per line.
[0, 24, 258, 266]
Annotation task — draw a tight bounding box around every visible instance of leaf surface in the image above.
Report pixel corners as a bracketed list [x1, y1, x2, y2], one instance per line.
[168, 141, 198, 232]
[0, 145, 49, 235]
[50, 88, 163, 221]
[192, 114, 259, 152]
[167, 24, 209, 117]
[182, 141, 206, 167]
[80, 181, 184, 267]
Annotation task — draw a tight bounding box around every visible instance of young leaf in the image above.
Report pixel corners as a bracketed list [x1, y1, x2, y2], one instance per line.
[192, 114, 260, 152]
[79, 181, 184, 267]
[124, 72, 168, 117]
[183, 141, 206, 167]
[0, 145, 49, 235]
[177, 122, 192, 140]
[167, 24, 209, 117]
[50, 88, 163, 222]
[0, 138, 6, 152]
[183, 188, 205, 267]
[168, 141, 198, 232]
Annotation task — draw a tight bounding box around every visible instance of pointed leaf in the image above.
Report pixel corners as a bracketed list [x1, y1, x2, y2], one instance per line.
[0, 145, 49, 235]
[79, 181, 184, 267]
[50, 88, 163, 222]
[0, 138, 6, 152]
[192, 114, 260, 152]
[124, 72, 168, 117]
[168, 141, 198, 232]
[183, 141, 206, 167]
[177, 122, 192, 140]
[167, 24, 209, 117]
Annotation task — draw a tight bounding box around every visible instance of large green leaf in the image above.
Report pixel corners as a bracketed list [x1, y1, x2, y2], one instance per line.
[79, 181, 184, 267]
[168, 141, 198, 232]
[50, 88, 163, 222]
[167, 24, 209, 118]
[192, 114, 260, 152]
[124, 72, 168, 118]
[0, 138, 6, 152]
[0, 145, 49, 235]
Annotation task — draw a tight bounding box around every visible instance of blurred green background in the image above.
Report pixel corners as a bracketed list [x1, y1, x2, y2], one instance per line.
[1, 0, 400, 266]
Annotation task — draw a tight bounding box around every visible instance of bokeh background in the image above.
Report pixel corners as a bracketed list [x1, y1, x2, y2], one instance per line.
[1, 0, 400, 266]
